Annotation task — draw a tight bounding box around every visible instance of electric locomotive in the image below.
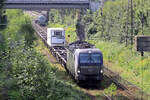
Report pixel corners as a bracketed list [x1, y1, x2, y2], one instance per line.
[66, 41, 103, 82]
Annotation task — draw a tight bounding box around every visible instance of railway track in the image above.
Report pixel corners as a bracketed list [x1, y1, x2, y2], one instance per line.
[32, 21, 114, 100]
[30, 11, 150, 100]
[103, 67, 150, 100]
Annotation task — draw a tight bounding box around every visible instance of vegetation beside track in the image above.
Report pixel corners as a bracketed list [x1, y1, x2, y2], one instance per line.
[47, 0, 150, 94]
[0, 10, 90, 100]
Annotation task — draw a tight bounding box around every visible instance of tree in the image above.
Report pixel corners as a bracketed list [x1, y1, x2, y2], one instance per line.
[0, 0, 5, 9]
[0, 0, 7, 28]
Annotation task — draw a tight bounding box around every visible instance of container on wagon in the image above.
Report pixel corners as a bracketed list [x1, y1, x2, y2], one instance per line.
[47, 28, 66, 47]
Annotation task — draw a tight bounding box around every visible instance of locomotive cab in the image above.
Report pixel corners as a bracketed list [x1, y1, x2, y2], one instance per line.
[67, 41, 103, 83]
[75, 49, 103, 81]
[47, 28, 66, 47]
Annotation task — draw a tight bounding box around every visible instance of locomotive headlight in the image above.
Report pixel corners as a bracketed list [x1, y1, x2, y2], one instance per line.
[100, 70, 103, 73]
[77, 70, 80, 73]
[77, 67, 81, 74]
[88, 50, 92, 53]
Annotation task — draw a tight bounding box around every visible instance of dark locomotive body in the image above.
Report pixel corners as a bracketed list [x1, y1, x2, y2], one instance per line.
[66, 41, 103, 82]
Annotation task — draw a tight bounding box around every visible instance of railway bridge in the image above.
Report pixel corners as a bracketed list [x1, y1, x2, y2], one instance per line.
[4, 0, 101, 12]
[4, 0, 102, 21]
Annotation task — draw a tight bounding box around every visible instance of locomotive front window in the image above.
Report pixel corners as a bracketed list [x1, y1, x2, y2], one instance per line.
[79, 53, 101, 66]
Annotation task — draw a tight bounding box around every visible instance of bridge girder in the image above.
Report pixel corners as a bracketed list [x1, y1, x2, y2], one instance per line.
[4, 0, 101, 12]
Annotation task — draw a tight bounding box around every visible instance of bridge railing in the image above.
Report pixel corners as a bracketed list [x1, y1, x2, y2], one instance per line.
[6, 0, 90, 3]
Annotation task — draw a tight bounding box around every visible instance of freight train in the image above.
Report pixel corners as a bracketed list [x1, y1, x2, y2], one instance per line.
[33, 23, 103, 84]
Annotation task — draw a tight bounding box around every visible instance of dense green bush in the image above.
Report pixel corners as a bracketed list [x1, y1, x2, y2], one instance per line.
[6, 41, 86, 100]
[0, 10, 89, 100]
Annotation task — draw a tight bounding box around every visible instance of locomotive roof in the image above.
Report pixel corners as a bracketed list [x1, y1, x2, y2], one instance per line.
[68, 40, 95, 52]
[74, 48, 102, 57]
[75, 48, 101, 53]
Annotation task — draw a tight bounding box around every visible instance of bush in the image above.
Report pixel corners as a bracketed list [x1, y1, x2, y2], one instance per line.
[103, 83, 117, 97]
[0, 10, 89, 100]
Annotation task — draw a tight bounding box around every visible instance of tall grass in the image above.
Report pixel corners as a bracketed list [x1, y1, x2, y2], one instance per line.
[89, 40, 150, 93]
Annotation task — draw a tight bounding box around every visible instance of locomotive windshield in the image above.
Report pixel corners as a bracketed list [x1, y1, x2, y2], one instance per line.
[79, 53, 101, 66]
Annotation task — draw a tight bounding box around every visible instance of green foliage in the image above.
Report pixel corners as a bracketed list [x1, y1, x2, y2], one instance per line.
[83, 0, 150, 44]
[0, 9, 89, 100]
[49, 9, 80, 27]
[103, 83, 117, 97]
[19, 16, 36, 46]
[0, 0, 7, 29]
[85, 0, 150, 93]
[0, 0, 5, 9]
[65, 27, 77, 43]
[87, 23, 97, 35]
[7, 42, 84, 100]
[8, 90, 22, 100]
[88, 40, 150, 93]
[4, 10, 36, 46]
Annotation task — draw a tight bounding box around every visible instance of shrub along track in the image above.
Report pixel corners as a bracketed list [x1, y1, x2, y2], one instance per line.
[29, 11, 149, 100]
